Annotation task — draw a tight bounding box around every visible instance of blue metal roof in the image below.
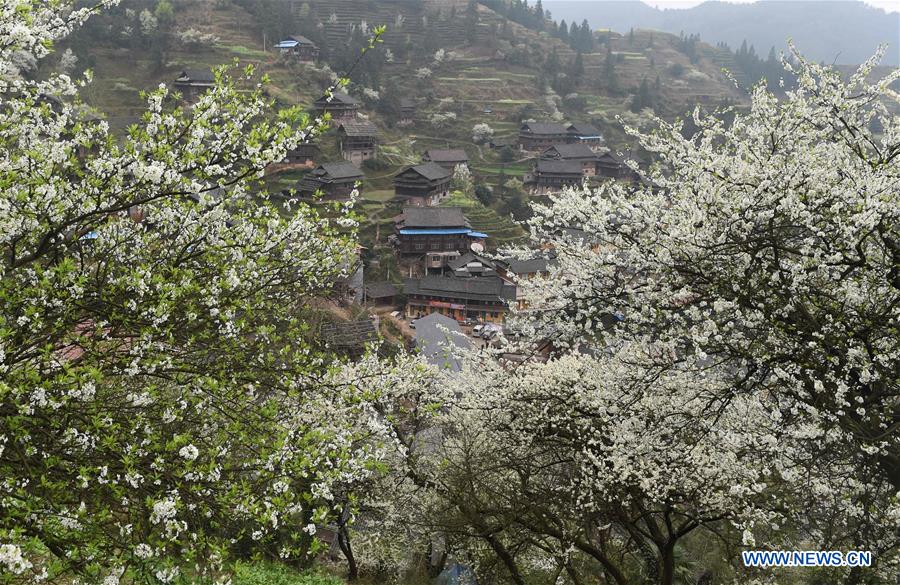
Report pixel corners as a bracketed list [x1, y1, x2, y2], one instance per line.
[274, 40, 299, 48]
[469, 232, 488, 238]
[400, 228, 472, 235]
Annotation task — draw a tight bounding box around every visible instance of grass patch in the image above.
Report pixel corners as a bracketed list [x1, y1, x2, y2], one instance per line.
[220, 44, 270, 59]
[233, 562, 343, 585]
[473, 165, 529, 177]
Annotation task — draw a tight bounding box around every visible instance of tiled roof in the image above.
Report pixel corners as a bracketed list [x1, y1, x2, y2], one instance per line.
[315, 91, 359, 106]
[399, 162, 452, 182]
[542, 143, 597, 160]
[315, 162, 365, 180]
[423, 149, 469, 163]
[338, 120, 379, 137]
[414, 313, 471, 372]
[521, 122, 569, 135]
[365, 281, 398, 299]
[176, 68, 215, 83]
[404, 276, 516, 302]
[399, 206, 469, 229]
[535, 159, 585, 175]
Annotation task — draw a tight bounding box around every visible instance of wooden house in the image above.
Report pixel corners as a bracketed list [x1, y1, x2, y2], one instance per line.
[404, 275, 515, 324]
[399, 99, 416, 125]
[297, 162, 364, 200]
[364, 281, 399, 306]
[422, 149, 469, 171]
[596, 151, 633, 180]
[541, 143, 599, 177]
[526, 159, 585, 195]
[566, 122, 604, 149]
[313, 92, 359, 124]
[393, 162, 452, 206]
[173, 69, 215, 100]
[518, 122, 570, 152]
[395, 206, 487, 258]
[337, 121, 379, 165]
[274, 35, 319, 62]
[283, 142, 319, 167]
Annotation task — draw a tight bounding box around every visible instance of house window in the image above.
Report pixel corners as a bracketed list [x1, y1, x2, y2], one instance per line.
[414, 242, 425, 250]
[430, 241, 441, 250]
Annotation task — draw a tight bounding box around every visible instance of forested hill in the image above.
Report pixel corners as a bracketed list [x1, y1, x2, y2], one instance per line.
[64, 0, 747, 136]
[543, 0, 900, 66]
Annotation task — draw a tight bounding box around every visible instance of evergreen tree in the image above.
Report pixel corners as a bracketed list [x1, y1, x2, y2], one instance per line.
[579, 19, 593, 52]
[571, 51, 584, 81]
[603, 44, 618, 93]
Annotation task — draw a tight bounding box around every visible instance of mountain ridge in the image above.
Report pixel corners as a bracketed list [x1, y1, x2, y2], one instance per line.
[542, 0, 900, 65]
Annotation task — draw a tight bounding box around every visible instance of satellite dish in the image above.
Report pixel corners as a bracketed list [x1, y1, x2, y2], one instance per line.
[470, 242, 484, 253]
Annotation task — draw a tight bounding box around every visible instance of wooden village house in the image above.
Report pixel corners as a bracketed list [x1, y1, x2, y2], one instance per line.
[274, 34, 319, 62]
[337, 121, 379, 166]
[282, 142, 319, 167]
[422, 149, 469, 171]
[399, 99, 416, 125]
[393, 162, 452, 206]
[566, 122, 604, 149]
[518, 122, 571, 152]
[394, 206, 487, 260]
[541, 143, 600, 176]
[596, 151, 636, 180]
[297, 162, 364, 200]
[526, 159, 585, 195]
[313, 92, 359, 124]
[404, 275, 515, 324]
[173, 69, 215, 101]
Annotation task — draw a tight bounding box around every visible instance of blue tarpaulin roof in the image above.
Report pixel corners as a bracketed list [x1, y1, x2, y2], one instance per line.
[399, 228, 489, 238]
[400, 228, 469, 235]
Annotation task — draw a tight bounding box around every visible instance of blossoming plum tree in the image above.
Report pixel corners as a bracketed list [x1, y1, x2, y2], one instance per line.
[354, 47, 899, 585]
[0, 2, 385, 583]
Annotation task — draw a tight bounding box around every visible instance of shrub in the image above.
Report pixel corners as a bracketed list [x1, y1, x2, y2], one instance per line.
[233, 562, 344, 585]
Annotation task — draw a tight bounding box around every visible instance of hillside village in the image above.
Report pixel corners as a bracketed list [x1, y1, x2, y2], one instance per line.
[63, 0, 751, 354]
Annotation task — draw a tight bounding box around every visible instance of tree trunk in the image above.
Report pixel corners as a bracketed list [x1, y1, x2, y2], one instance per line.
[659, 541, 676, 585]
[337, 525, 358, 582]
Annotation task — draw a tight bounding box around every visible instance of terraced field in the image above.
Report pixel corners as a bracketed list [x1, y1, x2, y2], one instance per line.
[440, 192, 527, 247]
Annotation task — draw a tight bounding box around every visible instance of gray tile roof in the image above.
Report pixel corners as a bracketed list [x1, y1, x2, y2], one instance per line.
[567, 122, 602, 136]
[338, 120, 379, 137]
[404, 276, 516, 302]
[176, 69, 215, 84]
[403, 162, 452, 182]
[521, 122, 570, 135]
[542, 143, 597, 160]
[414, 313, 471, 372]
[287, 34, 316, 45]
[506, 257, 549, 275]
[423, 149, 469, 163]
[447, 251, 502, 273]
[315, 162, 365, 181]
[315, 91, 359, 106]
[365, 281, 398, 299]
[399, 206, 469, 229]
[535, 159, 585, 175]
